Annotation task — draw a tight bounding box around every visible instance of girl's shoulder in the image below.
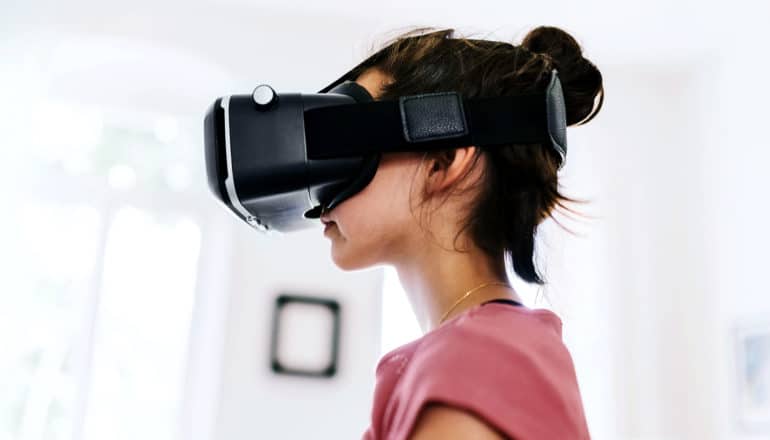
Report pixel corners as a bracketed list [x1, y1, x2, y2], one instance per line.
[379, 304, 590, 439]
[419, 302, 565, 357]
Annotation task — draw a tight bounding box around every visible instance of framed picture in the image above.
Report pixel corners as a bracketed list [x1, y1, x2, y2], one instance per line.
[734, 319, 770, 431]
[269, 293, 341, 378]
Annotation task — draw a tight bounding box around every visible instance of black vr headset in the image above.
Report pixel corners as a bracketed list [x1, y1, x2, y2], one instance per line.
[204, 41, 568, 234]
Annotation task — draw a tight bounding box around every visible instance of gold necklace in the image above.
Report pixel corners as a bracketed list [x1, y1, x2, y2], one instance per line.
[438, 281, 513, 325]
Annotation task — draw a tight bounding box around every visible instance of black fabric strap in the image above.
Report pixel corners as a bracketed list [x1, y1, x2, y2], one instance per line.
[304, 93, 549, 160]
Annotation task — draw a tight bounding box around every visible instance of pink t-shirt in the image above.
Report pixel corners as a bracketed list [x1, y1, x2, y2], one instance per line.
[361, 302, 591, 440]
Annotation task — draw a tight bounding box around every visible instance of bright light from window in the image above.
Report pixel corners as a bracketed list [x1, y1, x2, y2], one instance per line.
[379, 267, 421, 357]
[153, 116, 179, 144]
[0, 202, 101, 440]
[107, 165, 137, 190]
[81, 206, 201, 440]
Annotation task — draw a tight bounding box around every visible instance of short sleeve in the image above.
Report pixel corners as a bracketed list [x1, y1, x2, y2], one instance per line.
[381, 325, 590, 440]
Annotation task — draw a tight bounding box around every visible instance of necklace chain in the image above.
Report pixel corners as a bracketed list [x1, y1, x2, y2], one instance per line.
[438, 281, 513, 325]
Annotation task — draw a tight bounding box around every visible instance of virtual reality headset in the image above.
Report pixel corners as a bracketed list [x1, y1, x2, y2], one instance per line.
[204, 43, 568, 234]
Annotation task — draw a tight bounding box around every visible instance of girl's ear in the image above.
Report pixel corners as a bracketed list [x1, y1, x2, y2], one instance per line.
[424, 145, 480, 195]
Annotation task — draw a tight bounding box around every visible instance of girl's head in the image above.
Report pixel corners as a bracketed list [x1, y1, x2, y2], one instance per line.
[321, 26, 604, 284]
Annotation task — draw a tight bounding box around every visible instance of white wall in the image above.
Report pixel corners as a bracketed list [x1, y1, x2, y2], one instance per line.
[710, 15, 770, 440]
[208, 225, 385, 440]
[583, 62, 722, 440]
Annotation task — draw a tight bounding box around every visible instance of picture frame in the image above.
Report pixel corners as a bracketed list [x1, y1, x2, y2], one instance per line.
[269, 293, 341, 378]
[733, 319, 770, 432]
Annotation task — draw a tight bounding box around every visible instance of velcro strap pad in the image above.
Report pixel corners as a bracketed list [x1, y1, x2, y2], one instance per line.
[398, 92, 469, 143]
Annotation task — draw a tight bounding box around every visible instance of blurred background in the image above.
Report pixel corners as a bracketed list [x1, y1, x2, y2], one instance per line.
[1, 0, 768, 439]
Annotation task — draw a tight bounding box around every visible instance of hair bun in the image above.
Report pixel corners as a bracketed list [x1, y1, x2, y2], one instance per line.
[521, 26, 604, 126]
[522, 26, 582, 66]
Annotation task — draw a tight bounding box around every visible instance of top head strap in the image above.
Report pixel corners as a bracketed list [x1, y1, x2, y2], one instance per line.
[317, 47, 568, 169]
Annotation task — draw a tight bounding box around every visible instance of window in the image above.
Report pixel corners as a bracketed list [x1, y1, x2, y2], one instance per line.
[0, 90, 208, 439]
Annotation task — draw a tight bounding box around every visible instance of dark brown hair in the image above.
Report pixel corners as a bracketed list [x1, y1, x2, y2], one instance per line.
[352, 26, 604, 285]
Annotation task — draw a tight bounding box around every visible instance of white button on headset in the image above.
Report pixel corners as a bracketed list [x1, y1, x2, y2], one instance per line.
[252, 84, 277, 108]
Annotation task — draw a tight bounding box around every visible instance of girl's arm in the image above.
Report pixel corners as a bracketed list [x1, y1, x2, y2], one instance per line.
[408, 402, 509, 440]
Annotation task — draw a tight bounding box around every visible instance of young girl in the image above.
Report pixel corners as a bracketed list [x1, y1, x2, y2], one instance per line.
[320, 25, 604, 440]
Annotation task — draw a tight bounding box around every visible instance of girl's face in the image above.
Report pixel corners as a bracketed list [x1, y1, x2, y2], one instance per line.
[321, 68, 479, 270]
[321, 150, 428, 271]
[320, 67, 430, 270]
